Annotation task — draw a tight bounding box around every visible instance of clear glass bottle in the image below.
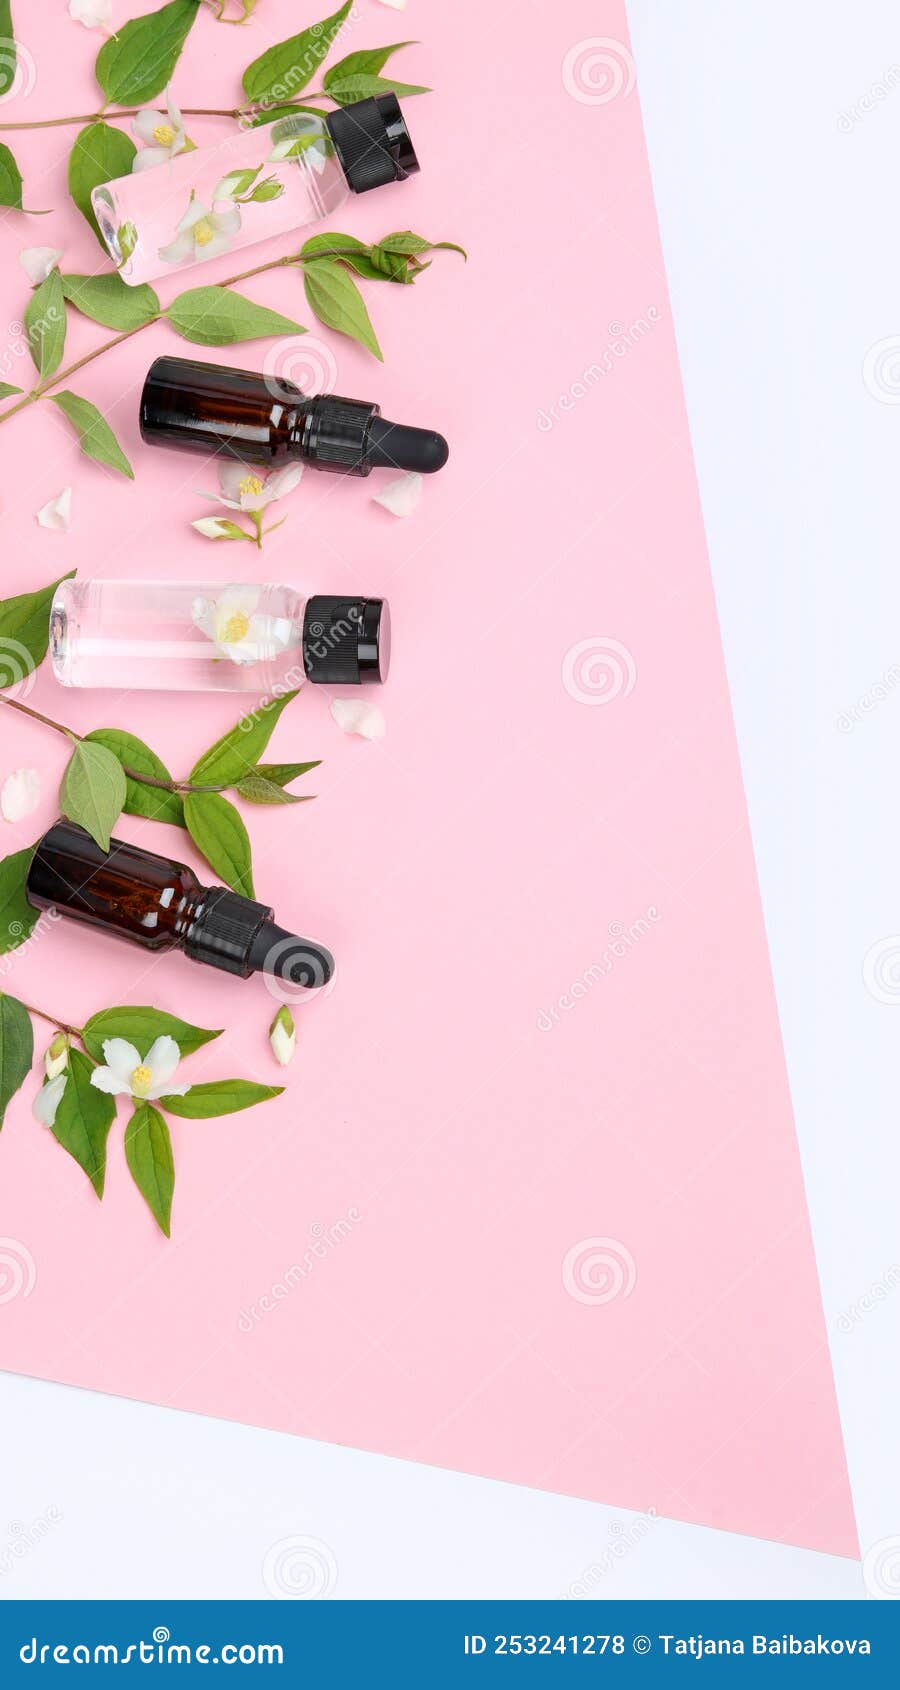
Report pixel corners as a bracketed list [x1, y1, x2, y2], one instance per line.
[50, 579, 389, 694]
[92, 96, 419, 288]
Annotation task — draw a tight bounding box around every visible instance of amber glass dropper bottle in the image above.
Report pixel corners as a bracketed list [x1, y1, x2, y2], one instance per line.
[27, 823, 334, 989]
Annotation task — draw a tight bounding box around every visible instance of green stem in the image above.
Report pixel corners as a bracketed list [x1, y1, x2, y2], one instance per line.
[0, 695, 226, 796]
[18, 1002, 84, 1040]
[0, 95, 332, 133]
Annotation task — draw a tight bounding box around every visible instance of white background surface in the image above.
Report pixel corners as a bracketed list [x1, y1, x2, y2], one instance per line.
[0, 0, 894, 1601]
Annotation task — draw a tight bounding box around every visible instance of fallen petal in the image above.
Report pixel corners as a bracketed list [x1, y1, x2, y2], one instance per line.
[19, 246, 63, 285]
[68, 0, 113, 26]
[371, 470, 422, 518]
[1, 767, 41, 823]
[36, 487, 72, 532]
[33, 1074, 67, 1128]
[331, 698, 386, 741]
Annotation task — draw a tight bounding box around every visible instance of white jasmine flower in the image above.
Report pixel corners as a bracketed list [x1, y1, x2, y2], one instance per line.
[269, 1004, 295, 1067]
[36, 487, 72, 531]
[1, 767, 40, 822]
[89, 1035, 190, 1101]
[159, 197, 241, 265]
[33, 1073, 67, 1128]
[132, 88, 190, 171]
[191, 516, 250, 541]
[192, 585, 291, 666]
[371, 471, 422, 517]
[19, 246, 62, 285]
[68, 0, 113, 26]
[331, 698, 386, 740]
[44, 1033, 69, 1081]
[201, 461, 303, 512]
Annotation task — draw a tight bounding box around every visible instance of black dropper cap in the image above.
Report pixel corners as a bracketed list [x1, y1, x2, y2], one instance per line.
[186, 887, 334, 986]
[302, 395, 448, 477]
[303, 596, 390, 685]
[325, 94, 419, 195]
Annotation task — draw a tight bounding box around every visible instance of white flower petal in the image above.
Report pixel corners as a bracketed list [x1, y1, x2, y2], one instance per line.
[330, 698, 386, 740]
[263, 463, 303, 502]
[159, 230, 197, 266]
[100, 1038, 142, 1083]
[36, 487, 72, 531]
[147, 1081, 190, 1100]
[371, 471, 422, 518]
[218, 461, 251, 504]
[44, 1033, 69, 1080]
[132, 109, 165, 143]
[19, 246, 62, 285]
[191, 596, 216, 638]
[144, 1035, 181, 1088]
[89, 1066, 133, 1098]
[212, 206, 242, 237]
[1, 767, 40, 823]
[200, 232, 233, 263]
[375, 0, 408, 9]
[177, 198, 213, 234]
[132, 146, 171, 173]
[68, 0, 113, 27]
[33, 1074, 67, 1127]
[166, 88, 184, 131]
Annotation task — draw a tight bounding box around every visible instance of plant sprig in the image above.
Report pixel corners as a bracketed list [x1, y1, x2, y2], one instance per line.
[1, 994, 281, 1235]
[0, 571, 319, 896]
[0, 233, 463, 473]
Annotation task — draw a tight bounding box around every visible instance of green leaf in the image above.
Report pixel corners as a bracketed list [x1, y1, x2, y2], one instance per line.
[0, 3, 16, 100]
[324, 41, 416, 82]
[48, 1047, 115, 1199]
[0, 993, 33, 1129]
[0, 142, 23, 210]
[183, 791, 255, 898]
[61, 272, 160, 331]
[0, 848, 38, 955]
[84, 729, 185, 828]
[236, 773, 314, 806]
[59, 739, 127, 852]
[376, 230, 467, 260]
[69, 121, 137, 245]
[160, 1079, 283, 1118]
[303, 259, 382, 359]
[166, 286, 305, 347]
[82, 1006, 222, 1064]
[298, 231, 390, 282]
[253, 759, 321, 786]
[0, 570, 76, 683]
[241, 0, 351, 106]
[0, 382, 22, 399]
[324, 73, 429, 105]
[125, 1102, 175, 1236]
[49, 391, 134, 480]
[190, 690, 300, 787]
[95, 0, 201, 105]
[25, 270, 65, 381]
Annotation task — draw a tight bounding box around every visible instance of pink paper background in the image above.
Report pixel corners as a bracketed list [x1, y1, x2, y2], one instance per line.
[0, 0, 856, 1557]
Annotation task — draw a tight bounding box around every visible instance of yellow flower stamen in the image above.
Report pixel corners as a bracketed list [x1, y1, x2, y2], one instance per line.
[238, 474, 264, 499]
[153, 124, 176, 146]
[130, 1064, 153, 1097]
[221, 610, 251, 644]
[193, 218, 215, 246]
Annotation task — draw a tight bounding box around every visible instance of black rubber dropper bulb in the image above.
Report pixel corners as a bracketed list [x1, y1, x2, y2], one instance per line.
[139, 356, 450, 477]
